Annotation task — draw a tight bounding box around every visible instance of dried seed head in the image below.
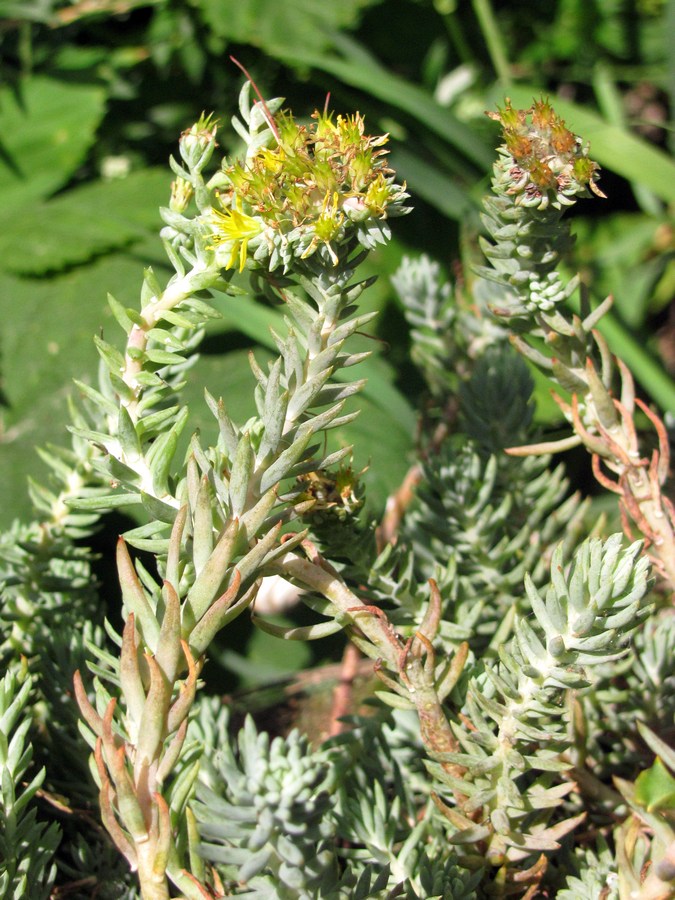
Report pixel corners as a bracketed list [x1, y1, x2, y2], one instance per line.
[487, 98, 605, 207]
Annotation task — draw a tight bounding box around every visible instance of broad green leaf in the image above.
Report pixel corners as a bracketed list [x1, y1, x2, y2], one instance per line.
[0, 168, 170, 275]
[0, 76, 106, 210]
[0, 0, 55, 23]
[0, 239, 162, 528]
[573, 213, 671, 327]
[494, 85, 675, 205]
[196, 0, 382, 54]
[634, 757, 675, 813]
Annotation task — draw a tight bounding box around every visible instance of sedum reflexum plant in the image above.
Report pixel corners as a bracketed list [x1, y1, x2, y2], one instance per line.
[477, 99, 675, 589]
[0, 83, 673, 899]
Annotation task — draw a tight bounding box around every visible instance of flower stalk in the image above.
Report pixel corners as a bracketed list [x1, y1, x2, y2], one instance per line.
[73, 83, 410, 898]
[478, 99, 675, 588]
[265, 547, 467, 765]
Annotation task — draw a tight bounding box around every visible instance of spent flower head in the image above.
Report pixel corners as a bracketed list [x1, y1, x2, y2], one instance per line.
[209, 105, 409, 273]
[487, 98, 605, 209]
[295, 463, 365, 521]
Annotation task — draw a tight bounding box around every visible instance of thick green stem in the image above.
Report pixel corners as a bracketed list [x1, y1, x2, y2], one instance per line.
[270, 554, 400, 670]
[122, 266, 219, 421]
[472, 0, 512, 86]
[136, 844, 170, 900]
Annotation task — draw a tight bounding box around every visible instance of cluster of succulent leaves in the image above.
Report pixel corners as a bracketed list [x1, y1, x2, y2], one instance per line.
[1, 3, 674, 897]
[191, 704, 485, 899]
[3, 0, 674, 526]
[0, 96, 669, 900]
[0, 523, 139, 898]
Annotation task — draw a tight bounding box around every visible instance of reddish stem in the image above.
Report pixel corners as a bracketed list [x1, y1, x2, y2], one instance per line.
[229, 56, 280, 142]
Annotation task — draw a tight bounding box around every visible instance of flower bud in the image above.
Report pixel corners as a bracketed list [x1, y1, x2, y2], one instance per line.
[179, 114, 218, 173]
[169, 177, 193, 213]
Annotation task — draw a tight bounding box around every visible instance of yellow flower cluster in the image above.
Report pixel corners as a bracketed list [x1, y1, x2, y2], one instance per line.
[209, 109, 407, 271]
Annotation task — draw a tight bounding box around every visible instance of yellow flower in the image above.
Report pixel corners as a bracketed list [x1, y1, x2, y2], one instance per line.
[301, 191, 344, 266]
[210, 199, 263, 272]
[364, 173, 392, 216]
[256, 146, 287, 175]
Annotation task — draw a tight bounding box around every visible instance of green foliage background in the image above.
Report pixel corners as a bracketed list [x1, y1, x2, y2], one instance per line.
[0, 6, 673, 897]
[0, 0, 673, 678]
